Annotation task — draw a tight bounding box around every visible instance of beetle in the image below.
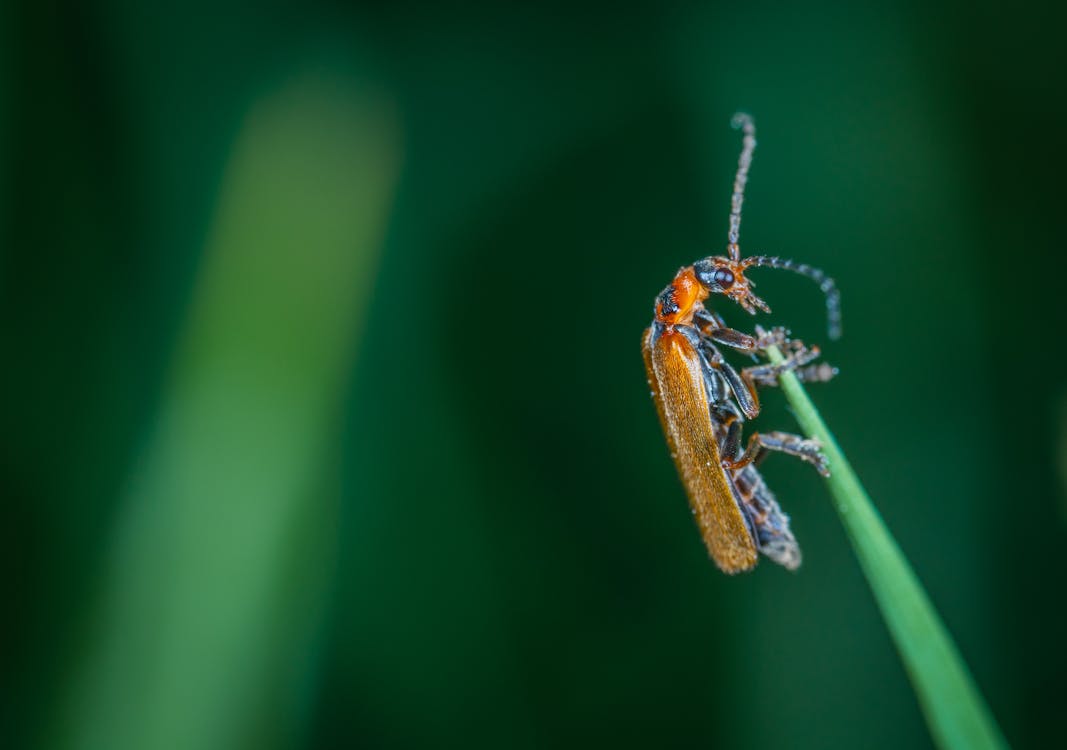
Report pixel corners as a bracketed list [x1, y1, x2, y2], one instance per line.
[643, 113, 840, 573]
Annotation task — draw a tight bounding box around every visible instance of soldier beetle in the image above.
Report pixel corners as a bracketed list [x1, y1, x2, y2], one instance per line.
[643, 114, 840, 573]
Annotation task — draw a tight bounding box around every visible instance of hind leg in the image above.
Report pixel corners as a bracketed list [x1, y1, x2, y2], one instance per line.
[732, 466, 802, 571]
[724, 430, 829, 477]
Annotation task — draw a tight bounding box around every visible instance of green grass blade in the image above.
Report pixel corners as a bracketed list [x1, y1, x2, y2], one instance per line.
[767, 345, 1008, 750]
[54, 69, 398, 750]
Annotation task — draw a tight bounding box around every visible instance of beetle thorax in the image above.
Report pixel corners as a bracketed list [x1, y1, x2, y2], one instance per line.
[654, 267, 707, 326]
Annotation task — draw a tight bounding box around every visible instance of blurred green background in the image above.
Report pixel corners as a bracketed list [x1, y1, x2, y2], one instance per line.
[4, 1, 1066, 748]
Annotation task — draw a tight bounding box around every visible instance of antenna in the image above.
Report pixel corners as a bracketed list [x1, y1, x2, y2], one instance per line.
[728, 113, 757, 261]
[742, 255, 843, 340]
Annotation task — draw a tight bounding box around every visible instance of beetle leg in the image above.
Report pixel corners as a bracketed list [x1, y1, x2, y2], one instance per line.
[693, 306, 727, 331]
[721, 416, 744, 461]
[693, 306, 786, 354]
[706, 325, 787, 353]
[703, 362, 729, 404]
[724, 430, 829, 477]
[732, 466, 802, 570]
[680, 324, 760, 418]
[744, 343, 837, 387]
[709, 402, 745, 460]
[692, 339, 762, 420]
[750, 361, 838, 387]
[697, 334, 761, 418]
[718, 359, 760, 419]
[686, 322, 831, 414]
[703, 325, 789, 354]
[740, 328, 837, 387]
[708, 327, 758, 350]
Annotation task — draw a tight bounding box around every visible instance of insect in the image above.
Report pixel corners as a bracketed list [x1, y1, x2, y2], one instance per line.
[642, 113, 841, 573]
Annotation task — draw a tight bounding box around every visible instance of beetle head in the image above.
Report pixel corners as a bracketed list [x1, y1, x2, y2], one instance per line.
[695, 254, 841, 340]
[692, 256, 771, 316]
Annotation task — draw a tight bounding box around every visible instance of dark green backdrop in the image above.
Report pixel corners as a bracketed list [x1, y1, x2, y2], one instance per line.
[4, 1, 1066, 748]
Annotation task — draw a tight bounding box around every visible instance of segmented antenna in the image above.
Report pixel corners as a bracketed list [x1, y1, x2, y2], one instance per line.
[742, 255, 842, 340]
[728, 113, 757, 261]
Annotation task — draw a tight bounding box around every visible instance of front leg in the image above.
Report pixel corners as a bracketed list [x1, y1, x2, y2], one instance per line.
[680, 324, 761, 419]
[744, 340, 837, 387]
[749, 360, 838, 387]
[745, 325, 837, 387]
[693, 308, 787, 354]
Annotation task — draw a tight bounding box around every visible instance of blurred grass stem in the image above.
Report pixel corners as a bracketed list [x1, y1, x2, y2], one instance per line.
[56, 69, 398, 750]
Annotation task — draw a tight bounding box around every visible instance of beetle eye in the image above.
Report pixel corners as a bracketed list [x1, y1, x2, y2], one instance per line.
[712, 268, 735, 288]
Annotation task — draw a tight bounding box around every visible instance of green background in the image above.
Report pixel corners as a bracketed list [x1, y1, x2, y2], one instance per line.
[4, 1, 1065, 748]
